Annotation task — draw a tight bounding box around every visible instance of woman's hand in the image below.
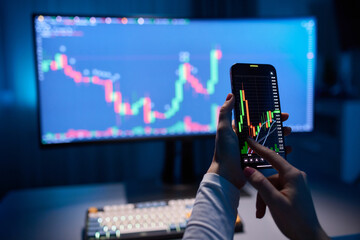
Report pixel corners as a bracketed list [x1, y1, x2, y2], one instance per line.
[207, 93, 292, 189]
[207, 93, 246, 189]
[244, 138, 330, 240]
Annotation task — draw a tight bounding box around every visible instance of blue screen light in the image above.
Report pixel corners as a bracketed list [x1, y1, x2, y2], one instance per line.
[34, 15, 316, 144]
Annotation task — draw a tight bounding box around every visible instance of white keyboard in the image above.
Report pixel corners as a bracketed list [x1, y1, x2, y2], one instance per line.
[85, 198, 243, 239]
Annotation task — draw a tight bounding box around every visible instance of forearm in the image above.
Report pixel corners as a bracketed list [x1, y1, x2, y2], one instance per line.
[183, 173, 240, 240]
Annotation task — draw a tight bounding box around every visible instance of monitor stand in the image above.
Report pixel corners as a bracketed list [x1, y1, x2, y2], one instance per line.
[162, 139, 195, 184]
[126, 139, 251, 203]
[125, 140, 197, 203]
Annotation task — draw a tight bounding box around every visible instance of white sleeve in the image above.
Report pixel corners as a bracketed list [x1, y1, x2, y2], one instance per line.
[183, 173, 241, 240]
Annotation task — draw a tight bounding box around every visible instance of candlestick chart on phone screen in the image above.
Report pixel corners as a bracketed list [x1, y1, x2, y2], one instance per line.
[234, 75, 286, 159]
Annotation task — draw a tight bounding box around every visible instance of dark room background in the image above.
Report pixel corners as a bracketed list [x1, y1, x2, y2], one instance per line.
[1, 0, 359, 200]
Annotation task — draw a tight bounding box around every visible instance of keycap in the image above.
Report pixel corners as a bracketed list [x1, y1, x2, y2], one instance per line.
[85, 198, 243, 239]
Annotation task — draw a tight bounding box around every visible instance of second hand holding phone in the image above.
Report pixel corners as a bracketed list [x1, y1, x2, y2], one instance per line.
[230, 63, 286, 169]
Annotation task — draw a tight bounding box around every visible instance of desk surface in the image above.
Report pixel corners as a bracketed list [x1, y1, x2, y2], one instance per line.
[0, 179, 359, 240]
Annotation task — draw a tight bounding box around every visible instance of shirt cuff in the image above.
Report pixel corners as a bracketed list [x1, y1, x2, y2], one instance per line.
[200, 173, 241, 210]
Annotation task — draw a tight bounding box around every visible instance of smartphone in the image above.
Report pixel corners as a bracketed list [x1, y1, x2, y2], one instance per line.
[230, 63, 286, 169]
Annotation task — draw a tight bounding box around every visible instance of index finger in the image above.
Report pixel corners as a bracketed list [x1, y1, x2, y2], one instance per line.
[247, 137, 293, 174]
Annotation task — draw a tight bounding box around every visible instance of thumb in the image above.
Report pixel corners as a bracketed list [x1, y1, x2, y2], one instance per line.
[244, 167, 284, 206]
[217, 93, 234, 129]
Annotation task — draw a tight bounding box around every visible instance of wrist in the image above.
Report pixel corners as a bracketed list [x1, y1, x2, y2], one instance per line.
[207, 160, 246, 189]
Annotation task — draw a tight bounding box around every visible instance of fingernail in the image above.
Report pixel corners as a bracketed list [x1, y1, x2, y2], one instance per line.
[225, 93, 232, 101]
[244, 167, 255, 177]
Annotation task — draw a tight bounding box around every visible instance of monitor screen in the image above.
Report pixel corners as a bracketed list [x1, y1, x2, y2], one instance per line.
[33, 15, 316, 145]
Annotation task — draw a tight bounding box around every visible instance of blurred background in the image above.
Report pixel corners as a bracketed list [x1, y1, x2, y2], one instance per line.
[0, 0, 359, 208]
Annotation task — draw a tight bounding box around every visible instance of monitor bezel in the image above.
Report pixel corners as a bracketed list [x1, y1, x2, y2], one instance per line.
[32, 13, 315, 148]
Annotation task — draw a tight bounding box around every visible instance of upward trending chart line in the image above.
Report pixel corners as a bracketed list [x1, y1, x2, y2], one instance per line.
[238, 84, 280, 154]
[42, 49, 222, 125]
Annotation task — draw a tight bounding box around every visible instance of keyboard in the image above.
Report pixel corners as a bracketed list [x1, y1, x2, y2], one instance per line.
[85, 198, 243, 239]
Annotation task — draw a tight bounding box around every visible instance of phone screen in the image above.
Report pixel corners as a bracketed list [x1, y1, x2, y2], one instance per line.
[230, 63, 286, 169]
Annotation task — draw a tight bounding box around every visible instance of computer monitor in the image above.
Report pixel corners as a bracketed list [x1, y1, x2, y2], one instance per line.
[33, 15, 316, 145]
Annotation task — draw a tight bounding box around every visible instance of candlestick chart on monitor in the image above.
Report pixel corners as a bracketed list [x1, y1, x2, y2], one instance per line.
[35, 17, 231, 145]
[34, 15, 316, 145]
[39, 48, 223, 143]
